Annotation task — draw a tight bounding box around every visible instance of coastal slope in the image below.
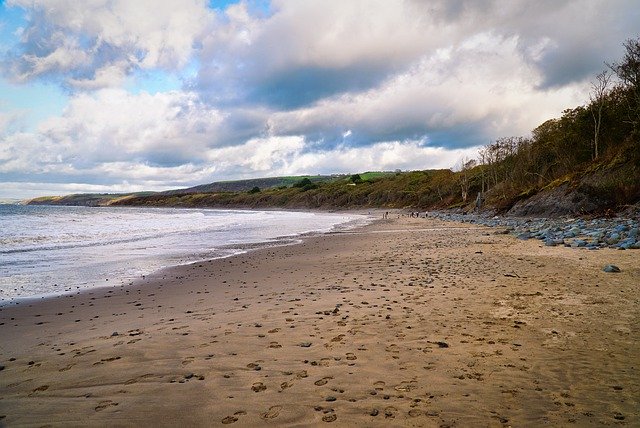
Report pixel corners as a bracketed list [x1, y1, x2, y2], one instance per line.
[0, 216, 638, 426]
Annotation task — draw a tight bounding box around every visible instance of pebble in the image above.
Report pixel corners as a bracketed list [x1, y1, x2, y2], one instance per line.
[603, 265, 621, 273]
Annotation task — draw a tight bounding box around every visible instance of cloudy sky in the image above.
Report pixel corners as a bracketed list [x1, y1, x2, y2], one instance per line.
[1, 0, 638, 199]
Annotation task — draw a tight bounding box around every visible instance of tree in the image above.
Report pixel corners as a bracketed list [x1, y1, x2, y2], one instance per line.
[457, 157, 476, 202]
[589, 70, 612, 159]
[609, 37, 640, 134]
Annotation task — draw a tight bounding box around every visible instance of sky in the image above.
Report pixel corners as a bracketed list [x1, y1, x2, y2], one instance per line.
[0, 1, 639, 199]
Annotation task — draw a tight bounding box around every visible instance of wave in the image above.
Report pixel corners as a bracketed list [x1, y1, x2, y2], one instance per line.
[0, 205, 370, 302]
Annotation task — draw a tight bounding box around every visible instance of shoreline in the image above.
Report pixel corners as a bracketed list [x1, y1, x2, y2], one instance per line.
[1, 207, 373, 306]
[0, 215, 638, 426]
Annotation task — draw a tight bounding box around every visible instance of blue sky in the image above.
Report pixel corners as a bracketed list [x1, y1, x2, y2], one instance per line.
[1, 0, 639, 199]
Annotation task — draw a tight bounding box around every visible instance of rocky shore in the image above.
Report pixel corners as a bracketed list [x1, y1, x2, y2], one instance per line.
[427, 211, 640, 251]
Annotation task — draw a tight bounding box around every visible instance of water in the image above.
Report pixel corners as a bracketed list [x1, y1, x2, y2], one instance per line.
[0, 205, 369, 304]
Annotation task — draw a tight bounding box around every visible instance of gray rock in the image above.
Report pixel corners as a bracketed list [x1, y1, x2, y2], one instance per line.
[603, 265, 621, 273]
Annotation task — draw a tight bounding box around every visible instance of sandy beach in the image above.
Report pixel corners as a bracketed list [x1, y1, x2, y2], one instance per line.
[0, 215, 638, 427]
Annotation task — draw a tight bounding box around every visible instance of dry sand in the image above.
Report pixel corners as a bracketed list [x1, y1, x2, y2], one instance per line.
[0, 215, 638, 427]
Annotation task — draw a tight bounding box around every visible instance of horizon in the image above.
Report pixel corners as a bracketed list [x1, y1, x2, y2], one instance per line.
[1, 1, 639, 199]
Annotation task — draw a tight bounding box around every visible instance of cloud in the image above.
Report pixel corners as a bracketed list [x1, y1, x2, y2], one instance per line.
[191, 0, 636, 149]
[4, 0, 214, 88]
[196, 0, 637, 109]
[0, 89, 225, 176]
[265, 33, 588, 149]
[196, 0, 479, 108]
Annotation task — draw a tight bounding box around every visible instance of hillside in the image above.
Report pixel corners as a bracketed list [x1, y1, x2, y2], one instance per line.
[162, 174, 344, 194]
[27, 193, 155, 207]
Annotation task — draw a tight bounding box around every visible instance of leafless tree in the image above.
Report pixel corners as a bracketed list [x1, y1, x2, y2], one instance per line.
[589, 70, 612, 159]
[608, 37, 640, 132]
[457, 157, 476, 202]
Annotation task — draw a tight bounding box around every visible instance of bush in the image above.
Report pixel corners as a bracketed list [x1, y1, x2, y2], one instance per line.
[292, 177, 318, 191]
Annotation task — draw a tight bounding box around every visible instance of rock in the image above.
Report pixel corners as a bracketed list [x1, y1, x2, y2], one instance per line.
[111, 332, 119, 337]
[299, 342, 312, 347]
[603, 265, 621, 273]
[325, 396, 337, 402]
[571, 239, 587, 248]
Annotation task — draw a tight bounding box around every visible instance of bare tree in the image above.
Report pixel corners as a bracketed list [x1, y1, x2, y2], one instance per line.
[457, 157, 476, 203]
[478, 148, 487, 193]
[608, 37, 640, 132]
[589, 70, 612, 159]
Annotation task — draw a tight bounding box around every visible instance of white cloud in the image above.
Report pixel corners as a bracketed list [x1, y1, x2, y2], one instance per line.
[38, 88, 224, 163]
[203, 136, 480, 178]
[267, 33, 588, 147]
[0, 89, 226, 176]
[6, 0, 214, 87]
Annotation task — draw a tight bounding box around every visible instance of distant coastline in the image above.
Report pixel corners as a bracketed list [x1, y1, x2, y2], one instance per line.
[25, 165, 640, 218]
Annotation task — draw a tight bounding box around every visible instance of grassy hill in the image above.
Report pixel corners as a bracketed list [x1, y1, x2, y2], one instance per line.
[162, 175, 343, 194]
[109, 170, 456, 209]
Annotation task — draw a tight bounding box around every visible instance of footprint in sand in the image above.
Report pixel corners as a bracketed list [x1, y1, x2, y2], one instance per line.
[29, 385, 49, 396]
[409, 409, 422, 417]
[221, 416, 237, 424]
[268, 342, 282, 348]
[125, 374, 155, 385]
[93, 356, 122, 366]
[322, 413, 337, 422]
[95, 400, 118, 411]
[373, 381, 385, 390]
[346, 353, 357, 360]
[252, 382, 267, 392]
[246, 362, 262, 370]
[384, 406, 398, 418]
[261, 405, 282, 419]
[314, 376, 334, 386]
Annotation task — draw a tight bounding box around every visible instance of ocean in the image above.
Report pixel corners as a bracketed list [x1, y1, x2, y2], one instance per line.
[0, 205, 369, 304]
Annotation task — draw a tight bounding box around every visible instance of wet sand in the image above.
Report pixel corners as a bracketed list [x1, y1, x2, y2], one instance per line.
[0, 216, 638, 426]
